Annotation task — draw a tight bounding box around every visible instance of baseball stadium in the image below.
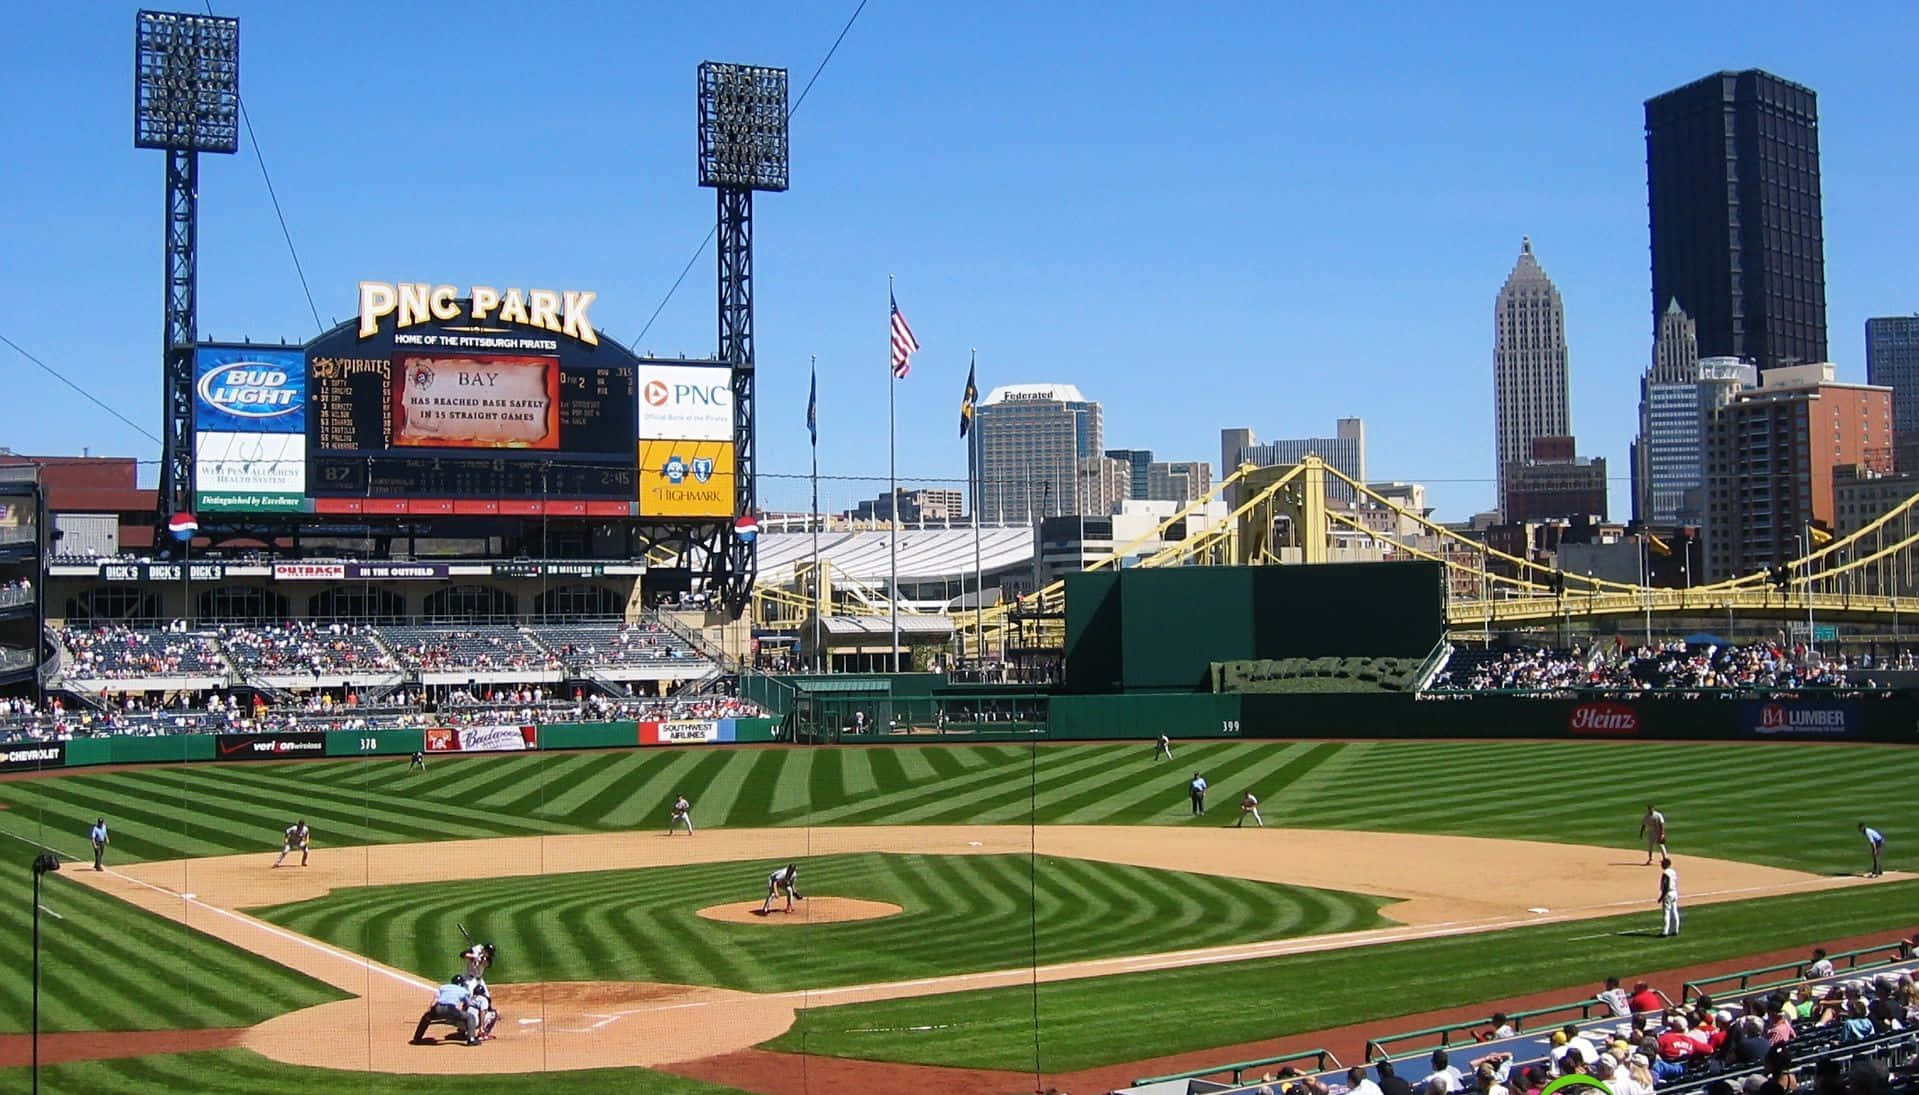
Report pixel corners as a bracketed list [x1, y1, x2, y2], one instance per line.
[6, 10, 1919, 1095]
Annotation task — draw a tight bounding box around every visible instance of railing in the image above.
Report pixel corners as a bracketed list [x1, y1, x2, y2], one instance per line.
[1362, 989, 1672, 1063]
[1681, 940, 1911, 1002]
[1131, 1047, 1340, 1089]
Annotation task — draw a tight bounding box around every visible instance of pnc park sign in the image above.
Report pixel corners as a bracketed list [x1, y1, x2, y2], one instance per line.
[357, 281, 599, 345]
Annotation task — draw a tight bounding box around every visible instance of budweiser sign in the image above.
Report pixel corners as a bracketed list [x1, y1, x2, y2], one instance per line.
[1569, 702, 1639, 736]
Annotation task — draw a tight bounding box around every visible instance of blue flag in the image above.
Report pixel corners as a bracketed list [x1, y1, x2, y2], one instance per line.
[806, 362, 818, 445]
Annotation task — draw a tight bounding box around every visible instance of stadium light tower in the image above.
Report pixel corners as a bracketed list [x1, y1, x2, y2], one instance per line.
[135, 10, 239, 523]
[697, 61, 788, 614]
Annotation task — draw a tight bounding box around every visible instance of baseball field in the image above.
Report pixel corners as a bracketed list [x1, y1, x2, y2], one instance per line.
[0, 737, 1911, 1094]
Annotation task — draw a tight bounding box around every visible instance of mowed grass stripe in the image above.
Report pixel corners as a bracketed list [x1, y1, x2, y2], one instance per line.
[14, 1049, 757, 1095]
[527, 752, 634, 815]
[0, 859, 344, 1035]
[6, 741, 1917, 873]
[252, 852, 1382, 993]
[761, 749, 817, 821]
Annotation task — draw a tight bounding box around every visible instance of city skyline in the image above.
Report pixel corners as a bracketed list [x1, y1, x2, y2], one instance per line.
[4, 5, 1916, 524]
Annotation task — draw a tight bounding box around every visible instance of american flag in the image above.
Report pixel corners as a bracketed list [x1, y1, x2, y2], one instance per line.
[890, 294, 920, 380]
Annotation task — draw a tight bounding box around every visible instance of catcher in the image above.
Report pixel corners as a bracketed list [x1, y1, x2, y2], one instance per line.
[762, 863, 802, 914]
[273, 819, 310, 868]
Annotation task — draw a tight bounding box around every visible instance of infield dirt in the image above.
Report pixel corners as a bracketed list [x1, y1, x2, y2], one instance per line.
[63, 825, 1891, 1076]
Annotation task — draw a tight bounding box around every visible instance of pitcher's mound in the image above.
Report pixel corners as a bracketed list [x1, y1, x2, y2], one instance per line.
[697, 897, 903, 925]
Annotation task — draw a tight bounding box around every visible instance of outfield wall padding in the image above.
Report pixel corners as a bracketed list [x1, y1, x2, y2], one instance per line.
[1048, 694, 1242, 740]
[539, 722, 641, 750]
[323, 728, 427, 757]
[112, 735, 214, 764]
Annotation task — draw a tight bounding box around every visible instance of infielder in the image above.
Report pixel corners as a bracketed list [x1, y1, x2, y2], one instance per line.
[1657, 857, 1681, 937]
[763, 863, 802, 914]
[1860, 822, 1886, 877]
[667, 794, 694, 835]
[1237, 791, 1263, 828]
[274, 819, 311, 868]
[1153, 733, 1173, 761]
[1639, 804, 1667, 864]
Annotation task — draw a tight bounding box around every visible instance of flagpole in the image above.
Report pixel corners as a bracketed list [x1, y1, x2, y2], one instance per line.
[970, 349, 984, 666]
[810, 355, 822, 674]
[889, 275, 900, 672]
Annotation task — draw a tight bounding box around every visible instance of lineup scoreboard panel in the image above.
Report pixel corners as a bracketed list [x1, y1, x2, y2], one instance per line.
[194, 285, 737, 514]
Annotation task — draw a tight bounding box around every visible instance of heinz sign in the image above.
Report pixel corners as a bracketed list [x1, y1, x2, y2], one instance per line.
[1568, 702, 1639, 736]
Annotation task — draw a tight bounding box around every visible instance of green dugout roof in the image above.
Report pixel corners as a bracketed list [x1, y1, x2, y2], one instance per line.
[793, 678, 894, 694]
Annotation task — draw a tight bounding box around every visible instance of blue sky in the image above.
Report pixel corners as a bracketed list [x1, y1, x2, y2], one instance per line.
[3, 2, 1916, 520]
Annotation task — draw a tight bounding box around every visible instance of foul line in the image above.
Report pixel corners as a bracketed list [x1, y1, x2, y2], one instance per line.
[85, 865, 434, 995]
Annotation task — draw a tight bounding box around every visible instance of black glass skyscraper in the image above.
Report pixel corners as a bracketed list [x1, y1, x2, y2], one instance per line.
[1645, 70, 1826, 374]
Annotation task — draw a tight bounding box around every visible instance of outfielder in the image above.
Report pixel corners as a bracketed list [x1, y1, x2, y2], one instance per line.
[1237, 791, 1263, 828]
[1639, 804, 1667, 864]
[667, 793, 694, 835]
[274, 819, 311, 868]
[408, 750, 426, 772]
[763, 863, 802, 914]
[1153, 733, 1173, 761]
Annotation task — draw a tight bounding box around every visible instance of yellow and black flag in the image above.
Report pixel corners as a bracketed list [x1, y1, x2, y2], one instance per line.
[1809, 524, 1834, 546]
[1647, 532, 1673, 557]
[959, 352, 978, 439]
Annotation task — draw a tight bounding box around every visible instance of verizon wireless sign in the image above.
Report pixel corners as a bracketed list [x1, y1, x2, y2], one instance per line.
[215, 733, 328, 758]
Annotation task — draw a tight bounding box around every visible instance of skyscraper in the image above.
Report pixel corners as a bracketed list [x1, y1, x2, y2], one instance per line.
[970, 384, 1104, 522]
[1493, 238, 1570, 519]
[1704, 365, 1891, 579]
[1103, 449, 1154, 500]
[1222, 419, 1366, 503]
[1645, 69, 1826, 374]
[1866, 316, 1919, 441]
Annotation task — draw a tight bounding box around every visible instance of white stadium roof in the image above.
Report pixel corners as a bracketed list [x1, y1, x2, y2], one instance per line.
[755, 527, 1034, 586]
[980, 383, 1086, 405]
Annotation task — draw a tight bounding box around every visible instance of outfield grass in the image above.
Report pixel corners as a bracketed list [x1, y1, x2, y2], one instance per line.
[769, 878, 1919, 1073]
[0, 835, 345, 1035]
[248, 852, 1387, 991]
[0, 740, 1905, 874]
[3, 1050, 750, 1094]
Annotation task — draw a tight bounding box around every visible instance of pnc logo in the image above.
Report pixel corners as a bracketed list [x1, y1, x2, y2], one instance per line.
[1569, 702, 1639, 735]
[644, 380, 670, 407]
[198, 362, 301, 418]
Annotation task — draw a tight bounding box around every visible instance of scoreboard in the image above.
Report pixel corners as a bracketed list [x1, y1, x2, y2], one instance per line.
[192, 281, 734, 517]
[307, 354, 637, 500]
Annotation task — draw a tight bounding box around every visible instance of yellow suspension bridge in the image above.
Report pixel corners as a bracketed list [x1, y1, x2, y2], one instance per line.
[751, 456, 1919, 650]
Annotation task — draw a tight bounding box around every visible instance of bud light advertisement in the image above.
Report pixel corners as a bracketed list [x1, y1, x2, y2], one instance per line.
[194, 346, 308, 434]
